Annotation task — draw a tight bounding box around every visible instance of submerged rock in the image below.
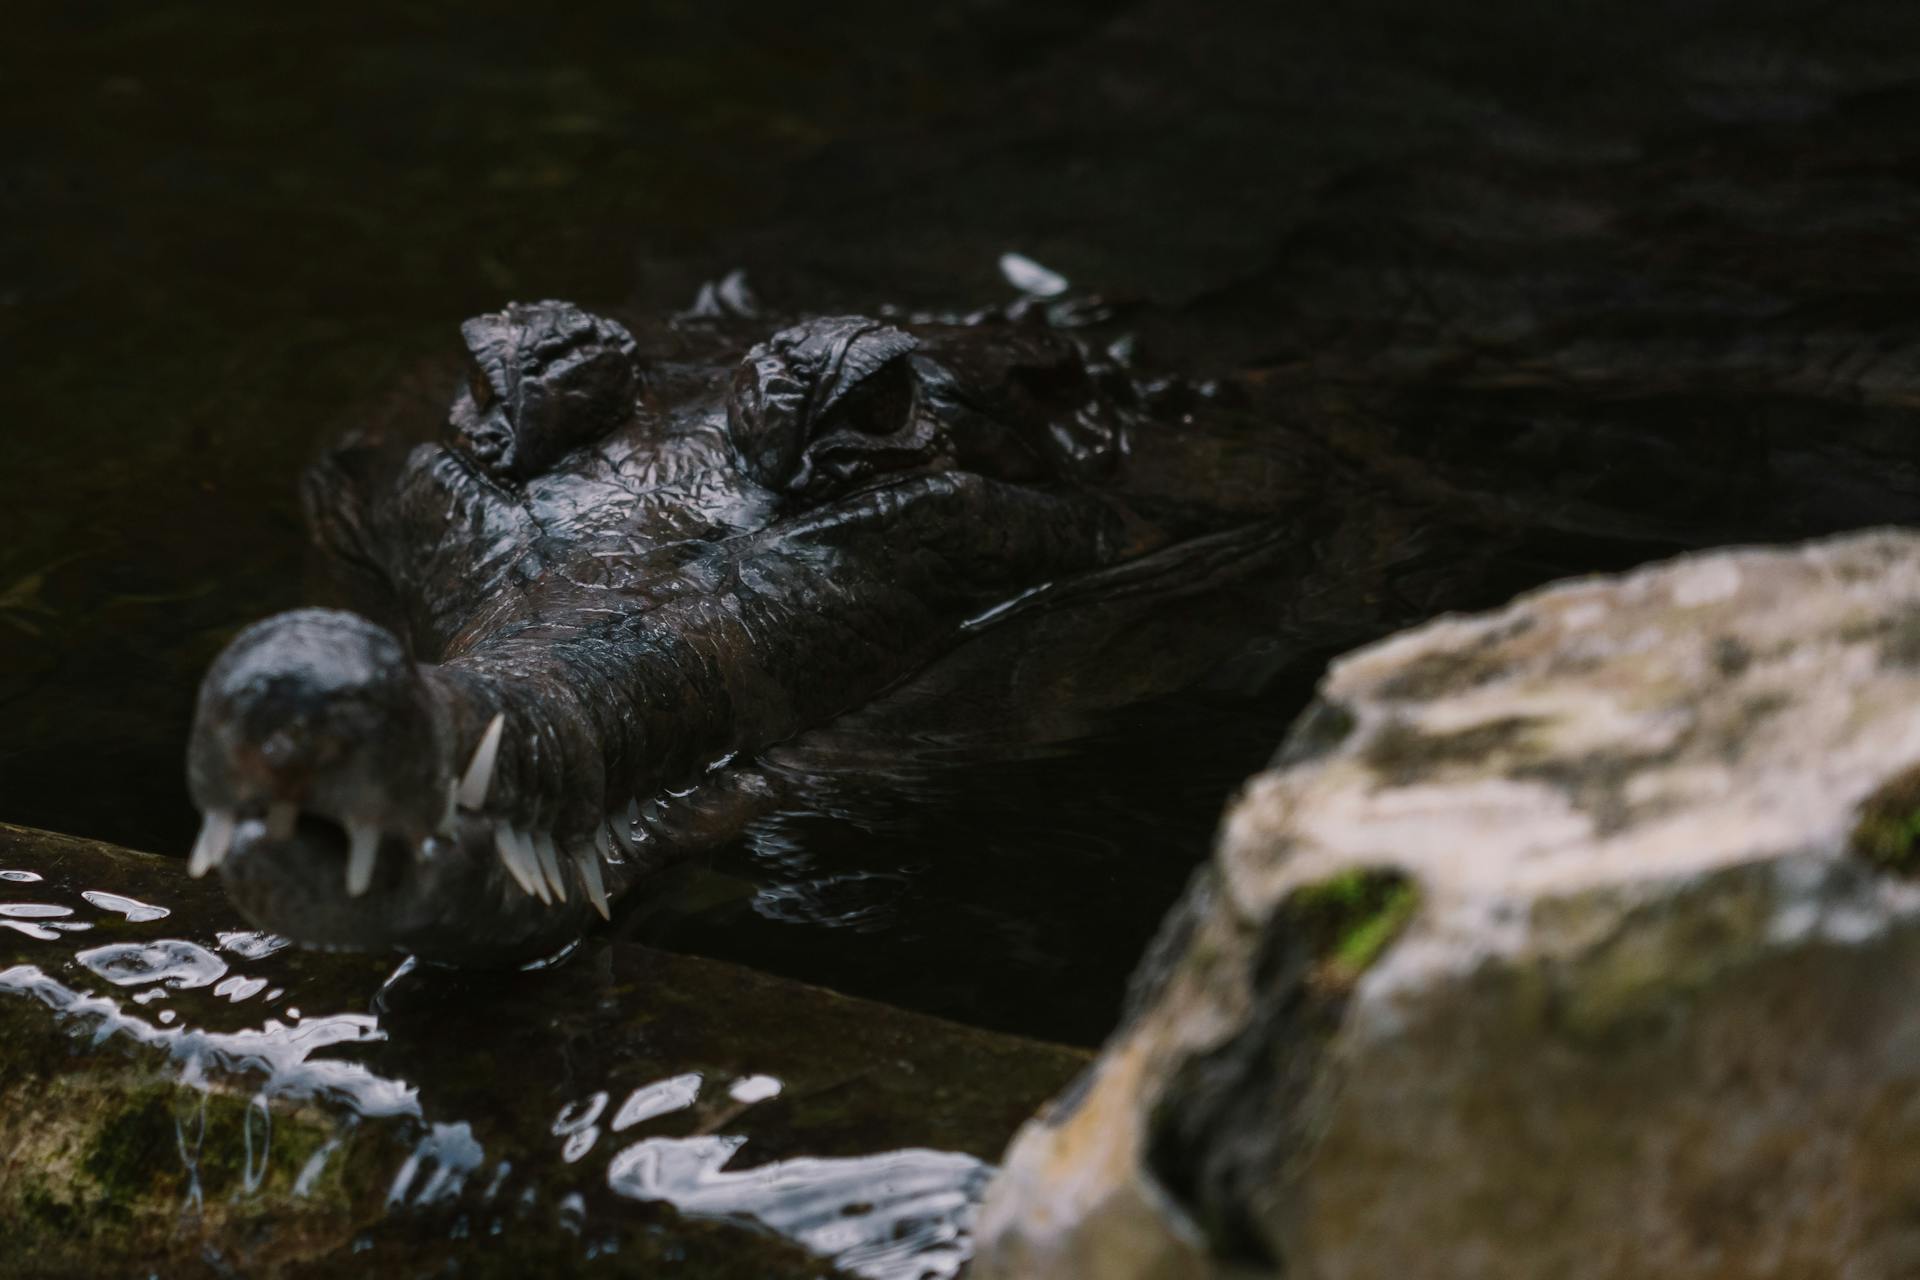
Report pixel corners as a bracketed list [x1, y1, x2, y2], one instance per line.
[0, 823, 1085, 1279]
[975, 528, 1920, 1279]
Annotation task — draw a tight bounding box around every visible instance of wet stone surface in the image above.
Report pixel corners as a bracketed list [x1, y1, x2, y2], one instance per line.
[0, 823, 1085, 1278]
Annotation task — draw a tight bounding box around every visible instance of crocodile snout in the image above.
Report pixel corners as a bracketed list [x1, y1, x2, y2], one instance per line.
[186, 608, 451, 892]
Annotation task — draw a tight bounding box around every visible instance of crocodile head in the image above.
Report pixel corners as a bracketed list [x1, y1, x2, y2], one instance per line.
[185, 297, 1180, 963]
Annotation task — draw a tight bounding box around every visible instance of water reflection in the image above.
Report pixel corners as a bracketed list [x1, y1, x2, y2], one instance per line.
[77, 937, 228, 990]
[552, 1092, 608, 1164]
[0, 964, 416, 1118]
[388, 1121, 487, 1208]
[81, 889, 169, 922]
[608, 1137, 988, 1280]
[216, 930, 291, 959]
[612, 1073, 702, 1131]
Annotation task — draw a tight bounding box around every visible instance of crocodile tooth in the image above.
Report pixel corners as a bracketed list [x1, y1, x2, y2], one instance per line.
[516, 828, 552, 904]
[266, 802, 298, 841]
[494, 824, 541, 897]
[533, 831, 568, 903]
[187, 809, 237, 878]
[575, 850, 610, 921]
[457, 714, 506, 811]
[438, 780, 458, 836]
[594, 822, 613, 860]
[345, 822, 381, 897]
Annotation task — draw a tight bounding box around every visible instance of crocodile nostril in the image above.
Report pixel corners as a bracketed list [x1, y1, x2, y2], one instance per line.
[446, 300, 640, 482]
[260, 730, 302, 772]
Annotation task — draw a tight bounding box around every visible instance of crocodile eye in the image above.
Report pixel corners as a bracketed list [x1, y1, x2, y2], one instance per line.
[726, 316, 925, 494]
[447, 300, 639, 483]
[813, 355, 916, 438]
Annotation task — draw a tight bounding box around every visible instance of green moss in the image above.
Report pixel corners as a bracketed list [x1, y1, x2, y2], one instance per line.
[267, 1112, 349, 1197]
[80, 1085, 186, 1205]
[17, 1176, 79, 1236]
[1852, 763, 1920, 876]
[188, 1090, 258, 1192]
[1287, 869, 1421, 987]
[70, 1076, 370, 1223]
[1544, 866, 1773, 1046]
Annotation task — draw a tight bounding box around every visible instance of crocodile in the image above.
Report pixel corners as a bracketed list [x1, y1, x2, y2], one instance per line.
[183, 294, 1341, 964]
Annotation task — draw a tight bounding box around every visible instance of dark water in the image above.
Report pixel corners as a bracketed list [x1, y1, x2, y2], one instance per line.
[626, 683, 1313, 1044]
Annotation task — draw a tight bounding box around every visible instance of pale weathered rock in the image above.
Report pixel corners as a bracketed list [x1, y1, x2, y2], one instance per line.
[975, 528, 1920, 1280]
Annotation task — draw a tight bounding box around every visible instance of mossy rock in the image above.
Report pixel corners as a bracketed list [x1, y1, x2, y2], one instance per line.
[0, 822, 1087, 1277]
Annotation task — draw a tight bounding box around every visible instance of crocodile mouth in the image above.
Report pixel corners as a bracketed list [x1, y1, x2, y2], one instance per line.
[185, 707, 641, 966]
[200, 805, 598, 962]
[183, 608, 627, 964]
[212, 811, 441, 950]
[188, 715, 612, 919]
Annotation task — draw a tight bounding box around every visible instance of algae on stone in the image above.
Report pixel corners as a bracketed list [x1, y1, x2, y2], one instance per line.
[1287, 870, 1419, 986]
[1850, 762, 1920, 876]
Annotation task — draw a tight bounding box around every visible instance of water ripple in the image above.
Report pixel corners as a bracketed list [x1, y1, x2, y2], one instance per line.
[607, 1135, 990, 1280]
[77, 938, 227, 990]
[0, 963, 419, 1119]
[611, 1073, 702, 1132]
[82, 890, 169, 922]
[0, 903, 72, 918]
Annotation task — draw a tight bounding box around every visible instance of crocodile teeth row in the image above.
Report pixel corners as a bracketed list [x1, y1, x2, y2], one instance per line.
[455, 712, 620, 919]
[188, 799, 613, 917]
[483, 818, 626, 919]
[494, 826, 546, 899]
[187, 807, 385, 899]
[459, 711, 602, 917]
[486, 823, 592, 910]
